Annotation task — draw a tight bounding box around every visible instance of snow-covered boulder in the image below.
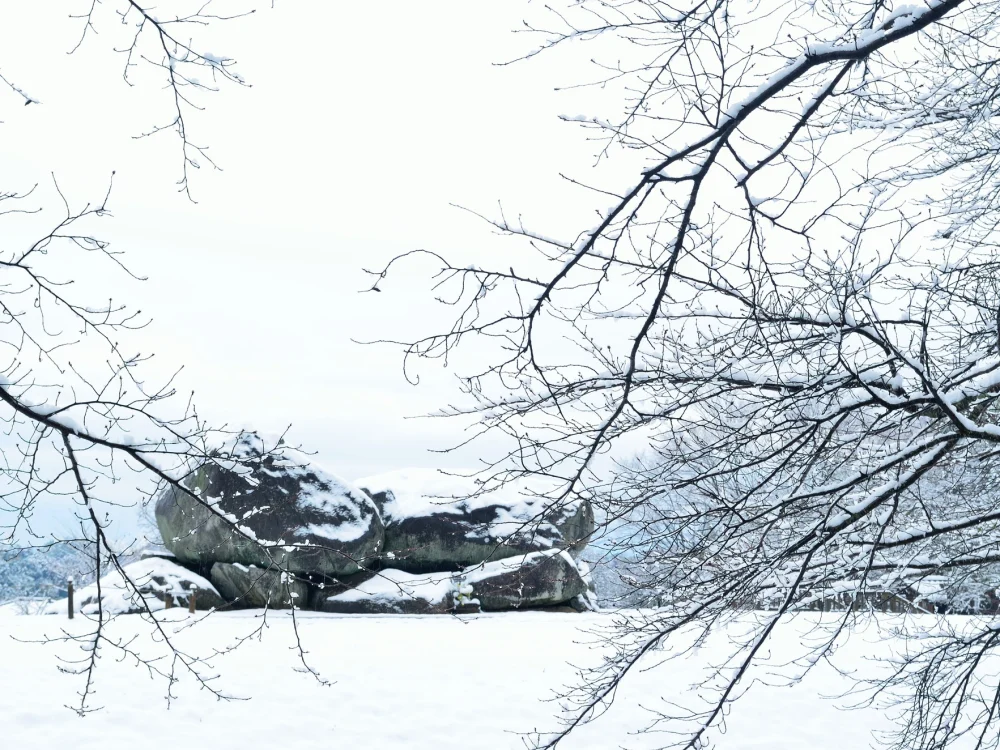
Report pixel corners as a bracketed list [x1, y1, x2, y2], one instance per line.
[460, 550, 588, 611]
[210, 562, 310, 609]
[357, 469, 594, 573]
[137, 544, 175, 561]
[156, 434, 383, 577]
[43, 558, 224, 616]
[312, 568, 457, 614]
[565, 559, 599, 612]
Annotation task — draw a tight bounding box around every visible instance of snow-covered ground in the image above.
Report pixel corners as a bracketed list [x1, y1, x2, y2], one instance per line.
[0, 607, 910, 749]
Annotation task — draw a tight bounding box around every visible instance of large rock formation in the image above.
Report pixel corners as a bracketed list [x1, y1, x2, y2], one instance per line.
[312, 568, 457, 614]
[156, 434, 383, 577]
[210, 562, 310, 609]
[357, 469, 594, 573]
[150, 448, 597, 614]
[460, 550, 588, 611]
[43, 557, 225, 615]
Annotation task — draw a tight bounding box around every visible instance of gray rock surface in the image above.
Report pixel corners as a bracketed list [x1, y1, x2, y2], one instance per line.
[312, 568, 456, 615]
[555, 500, 595, 558]
[157, 433, 383, 577]
[567, 559, 599, 611]
[461, 550, 588, 611]
[357, 469, 594, 572]
[210, 562, 310, 609]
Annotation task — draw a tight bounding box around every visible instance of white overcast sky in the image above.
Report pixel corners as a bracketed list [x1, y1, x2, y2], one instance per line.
[0, 1, 612, 490]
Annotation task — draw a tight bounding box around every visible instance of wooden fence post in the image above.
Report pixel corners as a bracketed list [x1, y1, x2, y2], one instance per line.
[164, 593, 174, 609]
[188, 588, 197, 614]
[67, 578, 74, 620]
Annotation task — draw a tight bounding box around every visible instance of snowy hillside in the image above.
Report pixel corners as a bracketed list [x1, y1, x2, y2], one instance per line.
[0, 608, 911, 749]
[0, 543, 94, 602]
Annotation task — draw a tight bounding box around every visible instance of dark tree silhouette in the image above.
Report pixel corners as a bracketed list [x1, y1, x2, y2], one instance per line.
[374, 1, 1000, 748]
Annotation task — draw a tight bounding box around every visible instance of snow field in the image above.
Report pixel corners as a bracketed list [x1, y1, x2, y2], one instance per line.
[0, 609, 913, 749]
